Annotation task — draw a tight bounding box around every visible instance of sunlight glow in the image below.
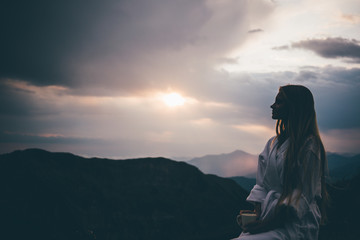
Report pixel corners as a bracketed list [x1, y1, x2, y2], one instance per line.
[233, 124, 274, 137]
[162, 92, 186, 107]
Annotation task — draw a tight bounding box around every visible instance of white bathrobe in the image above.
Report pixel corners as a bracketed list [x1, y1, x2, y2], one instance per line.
[234, 136, 322, 240]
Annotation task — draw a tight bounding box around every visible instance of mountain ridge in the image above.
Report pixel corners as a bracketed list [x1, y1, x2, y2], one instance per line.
[0, 148, 251, 240]
[1, 148, 359, 239]
[188, 149, 360, 180]
[188, 149, 258, 178]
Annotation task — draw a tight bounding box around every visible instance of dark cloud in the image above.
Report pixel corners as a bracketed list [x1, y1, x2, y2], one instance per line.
[0, 0, 111, 86]
[0, 0, 212, 88]
[272, 45, 290, 50]
[293, 70, 319, 82]
[0, 80, 69, 118]
[318, 66, 360, 84]
[217, 57, 239, 65]
[248, 28, 263, 33]
[273, 37, 360, 62]
[255, 66, 360, 130]
[316, 87, 360, 130]
[0, 0, 269, 96]
[0, 81, 35, 116]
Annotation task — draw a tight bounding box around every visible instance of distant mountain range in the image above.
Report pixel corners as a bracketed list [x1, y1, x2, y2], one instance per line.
[188, 149, 360, 182]
[0, 149, 252, 240]
[188, 150, 258, 178]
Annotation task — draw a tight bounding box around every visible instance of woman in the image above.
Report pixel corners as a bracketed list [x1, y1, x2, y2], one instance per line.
[234, 85, 328, 240]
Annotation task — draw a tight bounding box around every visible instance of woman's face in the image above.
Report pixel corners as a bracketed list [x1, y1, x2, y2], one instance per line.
[271, 91, 288, 120]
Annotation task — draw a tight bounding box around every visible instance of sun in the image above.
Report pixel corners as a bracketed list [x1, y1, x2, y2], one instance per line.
[162, 92, 185, 107]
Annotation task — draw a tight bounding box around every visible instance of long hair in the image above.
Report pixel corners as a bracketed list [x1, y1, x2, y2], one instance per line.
[275, 85, 328, 224]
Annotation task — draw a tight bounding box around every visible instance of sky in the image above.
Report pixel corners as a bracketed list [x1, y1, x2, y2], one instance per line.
[1, 0, 360, 159]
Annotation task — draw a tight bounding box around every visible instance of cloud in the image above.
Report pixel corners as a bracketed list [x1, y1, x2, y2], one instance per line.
[1, 0, 359, 157]
[248, 28, 264, 33]
[0, 75, 276, 157]
[273, 37, 360, 63]
[0, 130, 114, 158]
[0, 0, 109, 86]
[340, 13, 360, 24]
[1, 64, 360, 156]
[272, 45, 290, 50]
[321, 128, 360, 154]
[292, 38, 360, 62]
[0, 80, 37, 116]
[0, 0, 275, 96]
[0, 131, 100, 145]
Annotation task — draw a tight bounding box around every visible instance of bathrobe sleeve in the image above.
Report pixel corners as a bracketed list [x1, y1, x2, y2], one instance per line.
[246, 137, 275, 204]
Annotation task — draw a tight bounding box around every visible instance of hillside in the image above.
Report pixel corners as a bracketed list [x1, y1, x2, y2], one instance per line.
[327, 153, 360, 181]
[0, 149, 251, 240]
[319, 172, 360, 240]
[229, 176, 256, 192]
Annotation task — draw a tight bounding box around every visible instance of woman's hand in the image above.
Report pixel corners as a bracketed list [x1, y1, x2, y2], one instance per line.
[254, 202, 261, 217]
[243, 204, 294, 234]
[237, 203, 261, 227]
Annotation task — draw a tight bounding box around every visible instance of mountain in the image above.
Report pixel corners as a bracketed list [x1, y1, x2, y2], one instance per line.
[188, 150, 360, 182]
[0, 149, 252, 240]
[188, 150, 257, 178]
[229, 176, 256, 192]
[327, 153, 360, 181]
[319, 172, 360, 240]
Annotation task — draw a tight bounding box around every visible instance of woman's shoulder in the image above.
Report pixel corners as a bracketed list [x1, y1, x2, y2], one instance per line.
[268, 136, 277, 143]
[263, 136, 277, 152]
[266, 136, 277, 146]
